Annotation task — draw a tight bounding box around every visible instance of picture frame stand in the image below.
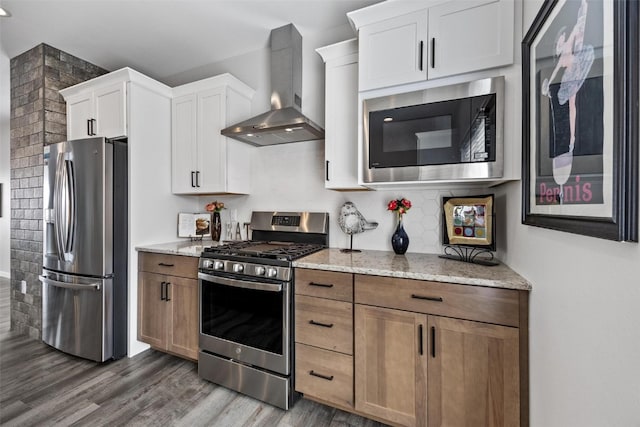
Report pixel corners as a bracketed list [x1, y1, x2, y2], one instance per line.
[189, 236, 204, 243]
[439, 245, 499, 267]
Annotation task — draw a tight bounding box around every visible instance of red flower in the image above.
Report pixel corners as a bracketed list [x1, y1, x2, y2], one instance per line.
[387, 197, 412, 216]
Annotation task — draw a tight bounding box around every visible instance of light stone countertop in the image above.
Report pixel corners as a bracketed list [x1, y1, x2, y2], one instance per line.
[135, 240, 222, 257]
[293, 248, 532, 291]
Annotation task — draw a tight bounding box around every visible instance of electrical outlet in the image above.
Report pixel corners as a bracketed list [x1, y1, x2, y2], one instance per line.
[20, 280, 26, 294]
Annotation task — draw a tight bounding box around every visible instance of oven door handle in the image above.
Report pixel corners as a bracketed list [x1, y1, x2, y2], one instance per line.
[198, 272, 283, 293]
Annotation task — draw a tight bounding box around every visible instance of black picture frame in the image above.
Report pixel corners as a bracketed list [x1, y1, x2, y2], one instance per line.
[522, 0, 638, 241]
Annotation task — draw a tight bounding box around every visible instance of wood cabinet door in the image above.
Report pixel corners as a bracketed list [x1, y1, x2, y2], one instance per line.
[358, 9, 428, 91]
[427, 0, 514, 80]
[171, 94, 198, 194]
[427, 316, 520, 427]
[66, 92, 93, 140]
[355, 304, 427, 427]
[138, 272, 168, 349]
[167, 276, 199, 360]
[94, 81, 127, 138]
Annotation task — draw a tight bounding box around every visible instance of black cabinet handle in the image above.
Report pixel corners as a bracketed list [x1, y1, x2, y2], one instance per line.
[191, 171, 195, 188]
[309, 320, 334, 328]
[431, 326, 436, 358]
[87, 119, 92, 136]
[160, 281, 166, 301]
[431, 38, 435, 68]
[418, 324, 424, 355]
[196, 171, 200, 187]
[419, 40, 424, 71]
[309, 282, 334, 288]
[325, 160, 330, 181]
[411, 294, 443, 302]
[165, 282, 171, 302]
[309, 370, 334, 381]
[158, 262, 175, 267]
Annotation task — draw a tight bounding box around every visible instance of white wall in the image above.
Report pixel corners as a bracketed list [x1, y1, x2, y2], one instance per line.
[495, 1, 640, 426]
[0, 44, 10, 278]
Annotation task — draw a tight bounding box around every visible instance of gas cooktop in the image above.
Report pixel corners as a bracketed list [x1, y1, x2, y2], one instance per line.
[202, 240, 326, 262]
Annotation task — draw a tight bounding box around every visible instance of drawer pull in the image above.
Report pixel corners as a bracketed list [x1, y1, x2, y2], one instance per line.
[309, 320, 334, 328]
[411, 294, 443, 302]
[431, 326, 436, 358]
[308, 282, 334, 288]
[158, 262, 175, 267]
[309, 370, 334, 381]
[418, 324, 424, 355]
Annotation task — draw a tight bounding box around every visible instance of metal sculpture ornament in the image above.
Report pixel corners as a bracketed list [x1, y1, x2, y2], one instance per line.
[337, 202, 378, 253]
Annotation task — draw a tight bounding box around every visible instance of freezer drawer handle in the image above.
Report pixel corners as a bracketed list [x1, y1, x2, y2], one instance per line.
[39, 275, 101, 291]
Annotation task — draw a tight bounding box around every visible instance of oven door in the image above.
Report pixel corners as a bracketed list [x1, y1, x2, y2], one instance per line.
[198, 271, 290, 375]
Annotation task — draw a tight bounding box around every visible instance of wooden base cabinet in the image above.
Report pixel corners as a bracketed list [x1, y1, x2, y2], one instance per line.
[138, 252, 199, 361]
[355, 305, 427, 427]
[354, 274, 527, 427]
[427, 317, 520, 427]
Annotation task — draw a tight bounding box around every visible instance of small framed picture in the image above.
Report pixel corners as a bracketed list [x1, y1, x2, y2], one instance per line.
[442, 195, 495, 250]
[178, 213, 211, 238]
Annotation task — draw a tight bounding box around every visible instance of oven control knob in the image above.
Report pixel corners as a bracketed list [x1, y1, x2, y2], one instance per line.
[213, 261, 224, 270]
[266, 267, 278, 278]
[233, 263, 244, 273]
[202, 260, 214, 269]
[255, 266, 266, 276]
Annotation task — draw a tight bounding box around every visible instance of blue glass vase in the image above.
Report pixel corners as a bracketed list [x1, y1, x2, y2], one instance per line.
[391, 216, 409, 255]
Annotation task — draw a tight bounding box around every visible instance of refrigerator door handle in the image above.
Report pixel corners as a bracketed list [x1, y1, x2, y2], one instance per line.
[54, 154, 77, 262]
[39, 275, 101, 291]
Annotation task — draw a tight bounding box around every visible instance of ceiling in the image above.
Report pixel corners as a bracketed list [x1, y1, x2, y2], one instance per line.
[0, 0, 382, 84]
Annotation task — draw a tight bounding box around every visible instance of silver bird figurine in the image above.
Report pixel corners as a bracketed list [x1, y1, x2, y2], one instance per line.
[338, 202, 378, 252]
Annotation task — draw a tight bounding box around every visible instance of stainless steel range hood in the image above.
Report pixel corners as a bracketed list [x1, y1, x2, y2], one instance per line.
[221, 24, 324, 146]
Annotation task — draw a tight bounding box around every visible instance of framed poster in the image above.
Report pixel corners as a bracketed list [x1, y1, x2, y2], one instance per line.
[177, 213, 211, 238]
[522, 0, 638, 241]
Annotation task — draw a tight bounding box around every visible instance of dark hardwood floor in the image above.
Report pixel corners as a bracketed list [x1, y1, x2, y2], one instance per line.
[0, 278, 386, 426]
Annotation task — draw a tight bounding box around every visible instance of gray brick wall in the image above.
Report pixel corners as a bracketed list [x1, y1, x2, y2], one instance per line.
[10, 44, 107, 339]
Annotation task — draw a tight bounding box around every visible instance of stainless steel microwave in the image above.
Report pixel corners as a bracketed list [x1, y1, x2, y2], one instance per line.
[362, 77, 504, 184]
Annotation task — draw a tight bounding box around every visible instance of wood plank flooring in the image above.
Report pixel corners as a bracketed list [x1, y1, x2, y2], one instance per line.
[0, 278, 386, 426]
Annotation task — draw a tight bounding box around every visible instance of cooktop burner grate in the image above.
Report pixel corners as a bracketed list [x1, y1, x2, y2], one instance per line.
[203, 240, 325, 261]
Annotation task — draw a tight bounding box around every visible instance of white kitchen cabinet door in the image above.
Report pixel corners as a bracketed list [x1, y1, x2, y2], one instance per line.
[171, 74, 254, 195]
[427, 0, 514, 80]
[64, 81, 127, 139]
[358, 10, 428, 92]
[171, 94, 198, 194]
[196, 87, 225, 192]
[66, 92, 93, 140]
[93, 82, 127, 138]
[317, 39, 364, 190]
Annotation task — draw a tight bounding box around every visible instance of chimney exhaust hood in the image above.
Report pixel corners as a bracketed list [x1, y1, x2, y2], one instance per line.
[221, 24, 324, 146]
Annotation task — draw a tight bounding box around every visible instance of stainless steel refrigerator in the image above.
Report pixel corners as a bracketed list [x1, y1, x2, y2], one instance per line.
[40, 137, 127, 362]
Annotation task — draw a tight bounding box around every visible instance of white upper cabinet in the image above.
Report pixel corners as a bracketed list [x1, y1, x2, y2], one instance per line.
[427, 0, 515, 80]
[316, 39, 365, 191]
[349, 0, 514, 92]
[62, 80, 127, 140]
[358, 11, 428, 92]
[171, 74, 254, 195]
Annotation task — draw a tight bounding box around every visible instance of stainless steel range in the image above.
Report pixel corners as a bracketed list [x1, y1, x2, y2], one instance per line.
[197, 211, 329, 409]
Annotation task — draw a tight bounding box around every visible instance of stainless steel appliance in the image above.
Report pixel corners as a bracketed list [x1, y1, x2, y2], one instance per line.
[198, 211, 329, 409]
[363, 76, 504, 183]
[40, 137, 127, 362]
[221, 24, 324, 146]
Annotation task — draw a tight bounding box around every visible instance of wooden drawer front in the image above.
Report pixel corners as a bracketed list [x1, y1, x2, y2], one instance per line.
[295, 295, 353, 354]
[295, 343, 354, 408]
[295, 268, 353, 302]
[138, 252, 198, 279]
[355, 274, 520, 327]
